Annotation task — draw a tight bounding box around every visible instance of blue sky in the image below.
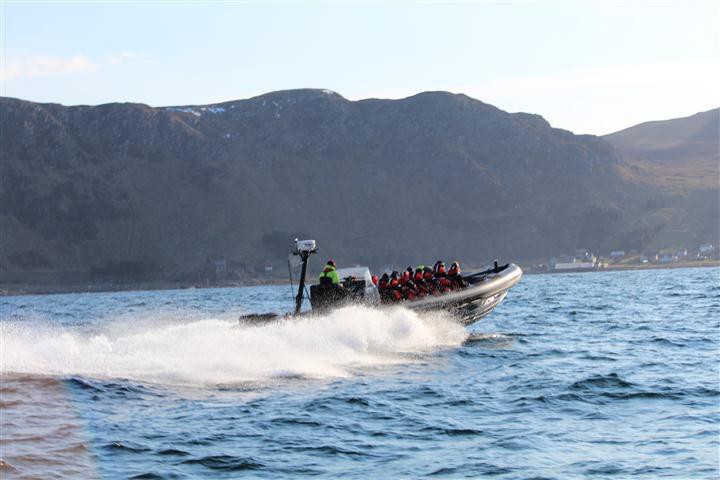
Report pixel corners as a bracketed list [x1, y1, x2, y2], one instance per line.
[1, 1, 718, 134]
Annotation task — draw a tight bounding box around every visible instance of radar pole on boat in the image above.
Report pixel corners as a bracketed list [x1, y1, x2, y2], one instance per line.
[292, 239, 317, 315]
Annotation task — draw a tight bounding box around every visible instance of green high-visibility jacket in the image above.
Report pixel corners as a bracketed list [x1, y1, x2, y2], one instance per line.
[319, 265, 340, 284]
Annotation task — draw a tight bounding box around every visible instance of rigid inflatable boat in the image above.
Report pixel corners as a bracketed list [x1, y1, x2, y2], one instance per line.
[239, 239, 522, 327]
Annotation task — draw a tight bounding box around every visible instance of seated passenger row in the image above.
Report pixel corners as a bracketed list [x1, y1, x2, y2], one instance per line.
[376, 261, 467, 303]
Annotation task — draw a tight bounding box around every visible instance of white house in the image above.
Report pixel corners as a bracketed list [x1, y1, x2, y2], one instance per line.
[699, 243, 714, 254]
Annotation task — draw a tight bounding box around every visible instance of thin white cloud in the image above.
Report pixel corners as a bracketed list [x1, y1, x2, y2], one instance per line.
[1, 51, 143, 81]
[106, 51, 141, 65]
[1, 55, 95, 81]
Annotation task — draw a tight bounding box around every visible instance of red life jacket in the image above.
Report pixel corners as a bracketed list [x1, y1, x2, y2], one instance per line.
[447, 263, 466, 288]
[439, 277, 452, 290]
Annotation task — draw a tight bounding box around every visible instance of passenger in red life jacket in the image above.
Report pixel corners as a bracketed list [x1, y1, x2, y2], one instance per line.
[389, 271, 403, 301]
[423, 266, 440, 294]
[434, 261, 452, 291]
[414, 267, 430, 296]
[371, 275, 378, 286]
[399, 270, 418, 300]
[447, 261, 468, 288]
[377, 273, 392, 303]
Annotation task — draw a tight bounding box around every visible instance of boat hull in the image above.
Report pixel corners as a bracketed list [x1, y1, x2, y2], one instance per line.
[239, 264, 522, 327]
[400, 263, 522, 325]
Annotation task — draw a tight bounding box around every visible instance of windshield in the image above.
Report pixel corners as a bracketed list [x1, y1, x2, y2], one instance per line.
[335, 267, 373, 284]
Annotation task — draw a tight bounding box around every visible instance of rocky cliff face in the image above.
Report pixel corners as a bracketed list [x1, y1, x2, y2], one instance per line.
[0, 89, 702, 283]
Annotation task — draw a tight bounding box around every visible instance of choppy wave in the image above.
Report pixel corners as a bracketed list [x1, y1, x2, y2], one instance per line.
[1, 306, 467, 386]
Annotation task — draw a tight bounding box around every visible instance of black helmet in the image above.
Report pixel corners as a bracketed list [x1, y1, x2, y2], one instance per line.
[327, 260, 336, 267]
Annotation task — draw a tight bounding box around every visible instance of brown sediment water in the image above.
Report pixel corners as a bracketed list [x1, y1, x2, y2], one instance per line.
[0, 374, 100, 479]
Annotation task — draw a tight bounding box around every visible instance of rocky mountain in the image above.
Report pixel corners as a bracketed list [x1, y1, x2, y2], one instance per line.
[606, 108, 718, 160]
[0, 90, 715, 285]
[605, 108, 719, 249]
[606, 108, 718, 187]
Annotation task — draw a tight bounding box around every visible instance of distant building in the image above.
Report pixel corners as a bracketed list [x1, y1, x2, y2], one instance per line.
[610, 250, 625, 258]
[264, 260, 273, 272]
[554, 261, 597, 272]
[552, 254, 599, 272]
[658, 253, 677, 264]
[574, 248, 590, 259]
[699, 243, 714, 254]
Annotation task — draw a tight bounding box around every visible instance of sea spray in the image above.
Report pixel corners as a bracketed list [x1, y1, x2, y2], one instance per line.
[1, 305, 467, 386]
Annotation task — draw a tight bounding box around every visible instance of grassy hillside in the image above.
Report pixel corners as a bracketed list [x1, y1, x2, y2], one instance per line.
[604, 108, 719, 249]
[607, 108, 719, 191]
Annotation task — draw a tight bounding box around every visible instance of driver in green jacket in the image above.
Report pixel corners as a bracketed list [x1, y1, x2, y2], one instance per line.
[318, 260, 340, 285]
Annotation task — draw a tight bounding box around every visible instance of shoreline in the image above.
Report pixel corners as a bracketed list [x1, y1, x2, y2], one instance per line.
[525, 260, 719, 275]
[1, 262, 717, 297]
[0, 277, 291, 297]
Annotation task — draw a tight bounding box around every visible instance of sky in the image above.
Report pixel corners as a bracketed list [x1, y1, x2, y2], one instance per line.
[1, 0, 718, 135]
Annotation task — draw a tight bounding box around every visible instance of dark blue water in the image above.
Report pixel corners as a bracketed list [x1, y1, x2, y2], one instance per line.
[2, 267, 718, 479]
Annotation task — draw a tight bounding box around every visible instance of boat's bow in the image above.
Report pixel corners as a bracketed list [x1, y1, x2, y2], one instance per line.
[404, 263, 523, 325]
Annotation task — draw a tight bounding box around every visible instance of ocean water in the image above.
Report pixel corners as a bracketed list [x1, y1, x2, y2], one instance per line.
[1, 267, 718, 479]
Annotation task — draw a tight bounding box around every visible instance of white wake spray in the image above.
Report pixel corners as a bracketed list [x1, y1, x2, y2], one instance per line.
[0, 306, 467, 386]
